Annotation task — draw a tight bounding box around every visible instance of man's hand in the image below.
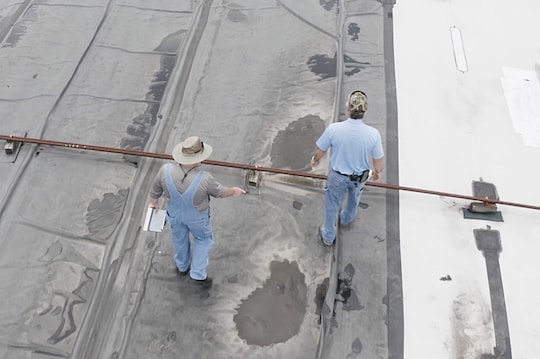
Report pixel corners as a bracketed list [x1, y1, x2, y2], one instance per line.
[371, 171, 381, 182]
[229, 187, 246, 198]
[311, 148, 326, 169]
[372, 157, 384, 182]
[149, 197, 159, 209]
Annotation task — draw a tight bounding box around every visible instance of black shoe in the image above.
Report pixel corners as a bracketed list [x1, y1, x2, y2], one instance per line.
[191, 277, 213, 286]
[177, 267, 189, 276]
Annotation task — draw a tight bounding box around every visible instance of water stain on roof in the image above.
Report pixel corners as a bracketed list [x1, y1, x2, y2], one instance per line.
[234, 259, 307, 346]
[271, 114, 325, 171]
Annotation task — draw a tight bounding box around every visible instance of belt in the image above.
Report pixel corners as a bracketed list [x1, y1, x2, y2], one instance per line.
[333, 169, 371, 182]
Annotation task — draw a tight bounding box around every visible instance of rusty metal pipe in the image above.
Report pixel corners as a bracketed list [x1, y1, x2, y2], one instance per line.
[2, 134, 539, 211]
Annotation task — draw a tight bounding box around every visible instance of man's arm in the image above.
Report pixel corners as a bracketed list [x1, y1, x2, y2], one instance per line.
[148, 166, 164, 208]
[372, 157, 384, 181]
[224, 186, 246, 198]
[310, 147, 327, 168]
[206, 173, 245, 198]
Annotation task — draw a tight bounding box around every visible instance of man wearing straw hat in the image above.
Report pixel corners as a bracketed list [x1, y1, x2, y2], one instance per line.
[149, 136, 245, 286]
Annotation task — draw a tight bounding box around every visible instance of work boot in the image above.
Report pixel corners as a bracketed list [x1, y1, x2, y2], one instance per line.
[191, 277, 213, 287]
[177, 267, 189, 276]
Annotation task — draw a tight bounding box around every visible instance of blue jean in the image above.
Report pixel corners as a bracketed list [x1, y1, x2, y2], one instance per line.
[321, 170, 365, 243]
[169, 212, 214, 280]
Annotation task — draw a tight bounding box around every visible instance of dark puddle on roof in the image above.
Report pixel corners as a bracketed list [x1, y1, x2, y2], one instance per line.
[307, 52, 369, 79]
[2, 6, 36, 48]
[119, 105, 158, 158]
[315, 277, 329, 320]
[336, 263, 364, 311]
[271, 115, 325, 171]
[293, 200, 303, 210]
[155, 30, 184, 53]
[4, 22, 27, 48]
[146, 55, 175, 102]
[86, 189, 129, 240]
[119, 32, 179, 160]
[307, 53, 336, 79]
[150, 31, 181, 101]
[348, 22, 361, 41]
[344, 54, 369, 77]
[234, 259, 307, 346]
[319, 0, 338, 11]
[348, 338, 364, 356]
[227, 9, 247, 22]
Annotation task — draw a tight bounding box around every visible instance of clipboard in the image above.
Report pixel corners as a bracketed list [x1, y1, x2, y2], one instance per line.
[143, 208, 167, 232]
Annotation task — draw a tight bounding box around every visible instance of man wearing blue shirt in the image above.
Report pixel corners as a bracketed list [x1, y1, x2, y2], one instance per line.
[311, 91, 384, 246]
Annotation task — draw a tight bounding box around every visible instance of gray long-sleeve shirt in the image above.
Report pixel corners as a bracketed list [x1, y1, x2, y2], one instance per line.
[149, 163, 227, 211]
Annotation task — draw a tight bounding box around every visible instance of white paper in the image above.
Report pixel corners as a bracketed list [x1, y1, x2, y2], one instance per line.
[143, 208, 167, 232]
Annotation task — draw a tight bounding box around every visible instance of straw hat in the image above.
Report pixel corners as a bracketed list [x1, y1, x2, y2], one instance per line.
[172, 136, 213, 165]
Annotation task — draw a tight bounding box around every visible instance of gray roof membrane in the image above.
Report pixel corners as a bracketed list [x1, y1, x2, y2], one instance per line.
[0, 1, 401, 358]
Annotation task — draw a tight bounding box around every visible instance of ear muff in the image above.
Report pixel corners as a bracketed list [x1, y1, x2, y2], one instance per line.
[348, 91, 368, 113]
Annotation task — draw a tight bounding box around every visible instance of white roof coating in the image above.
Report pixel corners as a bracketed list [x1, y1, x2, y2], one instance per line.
[394, 0, 540, 357]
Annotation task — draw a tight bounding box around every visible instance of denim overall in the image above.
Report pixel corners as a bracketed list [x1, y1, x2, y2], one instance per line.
[165, 164, 214, 280]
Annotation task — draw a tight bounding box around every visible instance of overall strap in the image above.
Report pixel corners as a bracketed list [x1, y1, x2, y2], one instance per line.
[164, 164, 181, 198]
[184, 171, 205, 198]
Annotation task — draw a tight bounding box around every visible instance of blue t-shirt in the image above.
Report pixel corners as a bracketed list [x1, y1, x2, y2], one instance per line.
[316, 118, 384, 175]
